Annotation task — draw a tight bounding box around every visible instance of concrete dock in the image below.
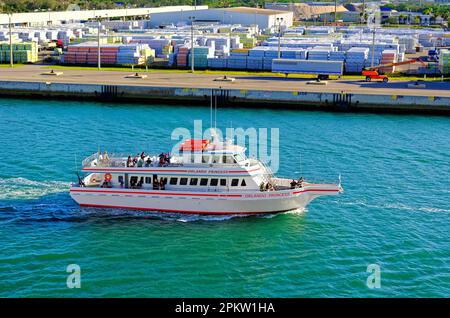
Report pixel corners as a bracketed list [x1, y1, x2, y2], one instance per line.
[0, 65, 449, 114]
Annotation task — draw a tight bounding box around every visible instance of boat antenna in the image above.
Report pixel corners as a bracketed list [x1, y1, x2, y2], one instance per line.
[299, 152, 303, 178]
[74, 153, 77, 174]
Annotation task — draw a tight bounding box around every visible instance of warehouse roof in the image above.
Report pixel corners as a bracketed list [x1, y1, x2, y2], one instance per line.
[221, 7, 288, 16]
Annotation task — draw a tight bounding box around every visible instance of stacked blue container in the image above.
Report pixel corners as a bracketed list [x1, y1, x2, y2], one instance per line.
[188, 46, 214, 68]
[227, 50, 248, 69]
[345, 47, 369, 73]
[308, 47, 330, 60]
[207, 57, 227, 69]
[116, 43, 146, 65]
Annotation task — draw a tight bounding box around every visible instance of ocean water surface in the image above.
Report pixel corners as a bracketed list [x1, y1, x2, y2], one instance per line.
[0, 98, 449, 297]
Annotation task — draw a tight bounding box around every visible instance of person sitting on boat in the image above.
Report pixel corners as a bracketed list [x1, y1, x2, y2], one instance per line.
[137, 158, 144, 168]
[159, 153, 166, 167]
[145, 157, 152, 167]
[290, 179, 297, 189]
[260, 182, 265, 192]
[126, 155, 133, 167]
[103, 151, 110, 163]
[159, 179, 165, 190]
[297, 177, 305, 188]
[140, 151, 146, 160]
[166, 153, 171, 165]
[153, 178, 159, 190]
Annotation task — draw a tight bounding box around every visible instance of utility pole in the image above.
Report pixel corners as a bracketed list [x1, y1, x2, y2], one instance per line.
[97, 16, 101, 70]
[229, 14, 233, 53]
[189, 16, 195, 73]
[8, 13, 13, 68]
[277, 17, 283, 59]
[362, 0, 366, 25]
[334, 0, 337, 27]
[371, 28, 376, 67]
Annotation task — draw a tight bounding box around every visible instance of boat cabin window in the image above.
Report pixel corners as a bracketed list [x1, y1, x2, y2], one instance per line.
[212, 155, 222, 164]
[145, 177, 152, 184]
[241, 179, 247, 187]
[220, 179, 227, 186]
[118, 176, 124, 183]
[190, 178, 198, 186]
[234, 154, 245, 162]
[180, 178, 188, 185]
[224, 155, 237, 164]
[210, 179, 218, 186]
[231, 179, 239, 187]
[130, 176, 138, 184]
[170, 178, 178, 185]
[200, 178, 208, 186]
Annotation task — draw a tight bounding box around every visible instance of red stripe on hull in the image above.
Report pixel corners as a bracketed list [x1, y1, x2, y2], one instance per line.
[79, 203, 291, 215]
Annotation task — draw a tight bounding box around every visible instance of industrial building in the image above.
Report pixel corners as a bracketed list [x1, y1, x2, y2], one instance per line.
[0, 5, 207, 26]
[148, 7, 293, 30]
[265, 2, 348, 21]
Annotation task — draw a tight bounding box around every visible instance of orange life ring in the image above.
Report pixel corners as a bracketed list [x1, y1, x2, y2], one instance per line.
[104, 173, 112, 182]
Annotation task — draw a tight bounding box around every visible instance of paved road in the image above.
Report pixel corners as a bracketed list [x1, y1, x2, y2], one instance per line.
[1, 65, 450, 98]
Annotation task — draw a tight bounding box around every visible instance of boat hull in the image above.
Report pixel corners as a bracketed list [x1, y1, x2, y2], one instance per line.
[69, 186, 340, 215]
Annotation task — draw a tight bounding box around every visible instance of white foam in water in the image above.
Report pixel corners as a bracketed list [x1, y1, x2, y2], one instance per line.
[340, 200, 450, 214]
[0, 177, 70, 200]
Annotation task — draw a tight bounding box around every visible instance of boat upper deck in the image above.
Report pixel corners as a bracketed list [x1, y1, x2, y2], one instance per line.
[82, 151, 261, 171]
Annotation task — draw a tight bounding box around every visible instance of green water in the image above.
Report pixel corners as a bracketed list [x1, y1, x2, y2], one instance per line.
[0, 98, 449, 297]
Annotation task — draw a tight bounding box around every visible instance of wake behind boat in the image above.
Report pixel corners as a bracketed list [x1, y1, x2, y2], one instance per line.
[70, 136, 343, 215]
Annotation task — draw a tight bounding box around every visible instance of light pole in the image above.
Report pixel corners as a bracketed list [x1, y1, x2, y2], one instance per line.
[334, 0, 337, 27]
[371, 28, 376, 67]
[8, 13, 13, 68]
[277, 17, 283, 59]
[96, 16, 101, 70]
[189, 16, 195, 73]
[229, 14, 233, 51]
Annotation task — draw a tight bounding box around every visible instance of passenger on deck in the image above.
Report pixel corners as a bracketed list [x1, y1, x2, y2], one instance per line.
[159, 179, 165, 190]
[297, 177, 305, 188]
[126, 156, 133, 167]
[159, 153, 166, 167]
[260, 182, 265, 192]
[290, 179, 297, 189]
[140, 151, 146, 160]
[145, 157, 152, 167]
[137, 158, 144, 168]
[103, 151, 110, 162]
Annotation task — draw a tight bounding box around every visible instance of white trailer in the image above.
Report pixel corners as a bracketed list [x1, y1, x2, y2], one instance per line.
[272, 58, 344, 80]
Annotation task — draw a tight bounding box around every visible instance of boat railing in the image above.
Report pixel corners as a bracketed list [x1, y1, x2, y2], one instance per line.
[271, 177, 340, 189]
[82, 152, 129, 168]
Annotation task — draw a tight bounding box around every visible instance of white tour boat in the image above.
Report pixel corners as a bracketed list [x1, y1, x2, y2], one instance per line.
[70, 136, 343, 215]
